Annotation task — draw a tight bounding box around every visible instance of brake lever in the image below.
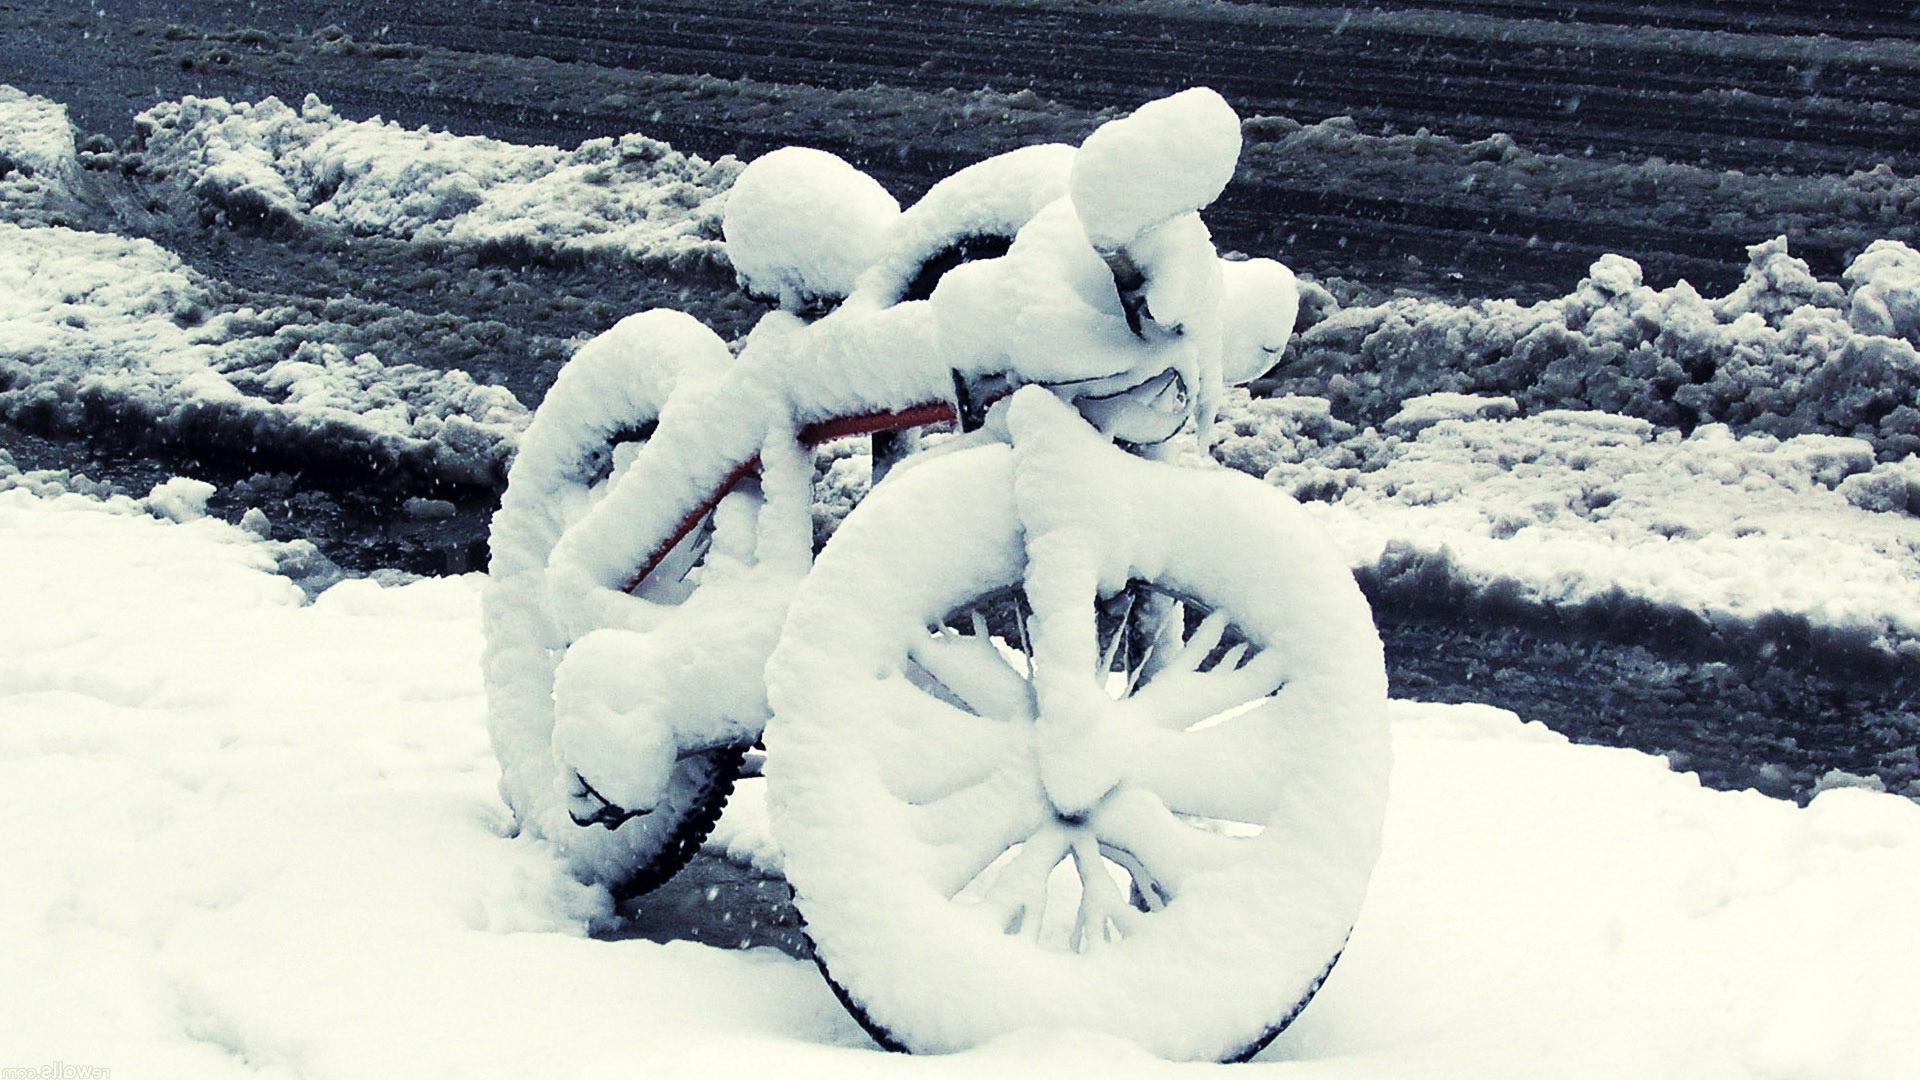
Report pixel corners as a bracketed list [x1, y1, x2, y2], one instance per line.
[568, 772, 652, 830]
[1101, 248, 1153, 338]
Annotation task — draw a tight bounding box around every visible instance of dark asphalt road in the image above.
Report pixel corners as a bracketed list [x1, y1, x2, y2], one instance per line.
[7, 0, 1917, 296]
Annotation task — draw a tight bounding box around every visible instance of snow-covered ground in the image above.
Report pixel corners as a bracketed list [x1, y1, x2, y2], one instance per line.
[3, 474, 1916, 1077]
[1213, 393, 1920, 663]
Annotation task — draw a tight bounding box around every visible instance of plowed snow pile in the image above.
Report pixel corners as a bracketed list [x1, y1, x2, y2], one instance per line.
[0, 84, 84, 226]
[131, 93, 735, 266]
[0, 220, 528, 484]
[0, 85, 737, 489]
[1215, 394, 1920, 657]
[2, 478, 1914, 1077]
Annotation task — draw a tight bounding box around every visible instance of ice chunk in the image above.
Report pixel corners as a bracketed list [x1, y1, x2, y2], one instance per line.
[1383, 392, 1520, 434]
[0, 84, 83, 225]
[1846, 239, 1920, 346]
[1839, 458, 1920, 516]
[144, 476, 216, 522]
[1715, 236, 1846, 326]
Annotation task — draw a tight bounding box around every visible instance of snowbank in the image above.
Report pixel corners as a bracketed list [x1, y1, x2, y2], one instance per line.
[1272, 239, 1920, 459]
[0, 222, 527, 486]
[1213, 237, 1920, 656]
[0, 85, 84, 227]
[128, 93, 736, 268]
[2, 485, 1915, 1076]
[1214, 393, 1920, 656]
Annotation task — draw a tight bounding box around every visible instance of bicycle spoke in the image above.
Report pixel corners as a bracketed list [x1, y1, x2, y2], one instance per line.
[1122, 709, 1286, 825]
[1097, 587, 1137, 682]
[977, 826, 1073, 939]
[1124, 645, 1288, 732]
[1148, 607, 1230, 680]
[909, 619, 1034, 723]
[1100, 841, 1170, 912]
[1069, 832, 1144, 951]
[1123, 592, 1182, 695]
[1093, 785, 1254, 899]
[910, 765, 1050, 898]
[871, 679, 1030, 806]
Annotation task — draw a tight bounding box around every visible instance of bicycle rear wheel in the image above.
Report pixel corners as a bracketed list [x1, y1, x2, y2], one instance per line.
[484, 309, 747, 897]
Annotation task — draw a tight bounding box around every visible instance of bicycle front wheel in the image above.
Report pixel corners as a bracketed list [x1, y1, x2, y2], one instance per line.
[765, 439, 1391, 1061]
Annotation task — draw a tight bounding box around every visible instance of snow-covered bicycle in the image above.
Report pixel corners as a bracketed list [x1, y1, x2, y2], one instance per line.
[483, 88, 1391, 1062]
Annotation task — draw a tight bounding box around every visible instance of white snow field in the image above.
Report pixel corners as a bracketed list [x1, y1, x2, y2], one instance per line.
[3, 478, 1917, 1077]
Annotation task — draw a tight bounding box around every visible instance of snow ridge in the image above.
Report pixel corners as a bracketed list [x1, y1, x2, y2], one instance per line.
[1271, 238, 1920, 459]
[0, 222, 528, 487]
[0, 86, 84, 227]
[129, 93, 737, 269]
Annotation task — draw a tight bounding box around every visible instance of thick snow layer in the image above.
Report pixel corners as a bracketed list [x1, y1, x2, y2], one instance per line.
[1273, 239, 1920, 459]
[0, 221, 527, 486]
[724, 146, 900, 310]
[3, 485, 1916, 1076]
[1214, 395, 1920, 655]
[0, 85, 83, 226]
[928, 197, 1213, 398]
[766, 393, 1390, 1059]
[1069, 87, 1240, 252]
[1220, 257, 1301, 387]
[132, 94, 735, 268]
[483, 307, 822, 883]
[855, 142, 1076, 305]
